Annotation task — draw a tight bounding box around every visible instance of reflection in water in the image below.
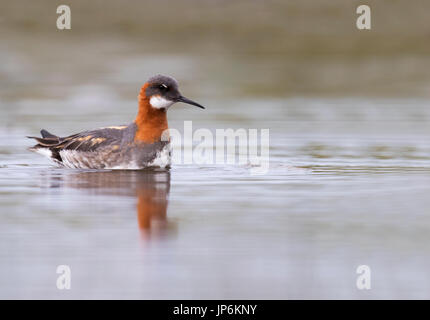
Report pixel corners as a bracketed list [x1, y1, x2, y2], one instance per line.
[58, 169, 172, 238]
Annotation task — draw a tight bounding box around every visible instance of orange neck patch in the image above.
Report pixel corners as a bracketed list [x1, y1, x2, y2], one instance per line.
[134, 84, 169, 143]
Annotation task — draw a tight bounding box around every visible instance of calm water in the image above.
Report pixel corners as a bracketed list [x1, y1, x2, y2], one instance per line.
[1, 95, 430, 299]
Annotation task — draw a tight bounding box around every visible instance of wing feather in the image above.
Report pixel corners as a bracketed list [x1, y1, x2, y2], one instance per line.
[28, 124, 135, 165]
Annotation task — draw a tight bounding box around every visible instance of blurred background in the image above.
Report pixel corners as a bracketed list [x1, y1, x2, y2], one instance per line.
[1, 0, 430, 299]
[2, 0, 430, 105]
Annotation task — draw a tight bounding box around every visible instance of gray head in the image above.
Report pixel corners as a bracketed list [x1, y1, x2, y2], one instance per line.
[144, 75, 205, 110]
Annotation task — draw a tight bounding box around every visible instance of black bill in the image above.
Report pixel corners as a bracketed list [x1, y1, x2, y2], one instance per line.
[176, 96, 205, 109]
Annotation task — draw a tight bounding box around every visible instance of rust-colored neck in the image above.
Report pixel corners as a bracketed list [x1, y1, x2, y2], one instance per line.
[134, 83, 168, 143]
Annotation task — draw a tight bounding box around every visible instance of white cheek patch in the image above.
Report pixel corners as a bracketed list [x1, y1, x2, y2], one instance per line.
[150, 95, 174, 109]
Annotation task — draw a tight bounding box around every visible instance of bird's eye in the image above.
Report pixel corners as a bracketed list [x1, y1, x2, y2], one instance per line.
[159, 84, 168, 91]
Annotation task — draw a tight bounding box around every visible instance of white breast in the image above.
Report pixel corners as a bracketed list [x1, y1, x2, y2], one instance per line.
[148, 144, 172, 168]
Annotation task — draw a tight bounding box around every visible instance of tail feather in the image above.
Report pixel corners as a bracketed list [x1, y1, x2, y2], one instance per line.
[27, 136, 60, 147]
[27, 129, 61, 147]
[27, 130, 63, 163]
[40, 129, 58, 139]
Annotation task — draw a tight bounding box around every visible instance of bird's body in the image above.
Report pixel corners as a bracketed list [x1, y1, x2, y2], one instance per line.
[30, 124, 171, 169]
[28, 75, 204, 169]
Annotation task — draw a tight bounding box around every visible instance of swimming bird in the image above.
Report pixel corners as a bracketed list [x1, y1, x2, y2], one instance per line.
[28, 75, 205, 169]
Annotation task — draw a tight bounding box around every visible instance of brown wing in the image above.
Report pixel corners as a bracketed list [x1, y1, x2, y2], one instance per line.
[56, 126, 132, 152]
[28, 125, 136, 163]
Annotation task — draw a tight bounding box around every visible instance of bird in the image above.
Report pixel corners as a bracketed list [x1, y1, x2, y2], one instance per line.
[28, 75, 205, 170]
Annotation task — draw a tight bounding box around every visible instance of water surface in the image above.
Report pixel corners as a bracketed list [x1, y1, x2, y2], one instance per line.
[1, 96, 430, 299]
